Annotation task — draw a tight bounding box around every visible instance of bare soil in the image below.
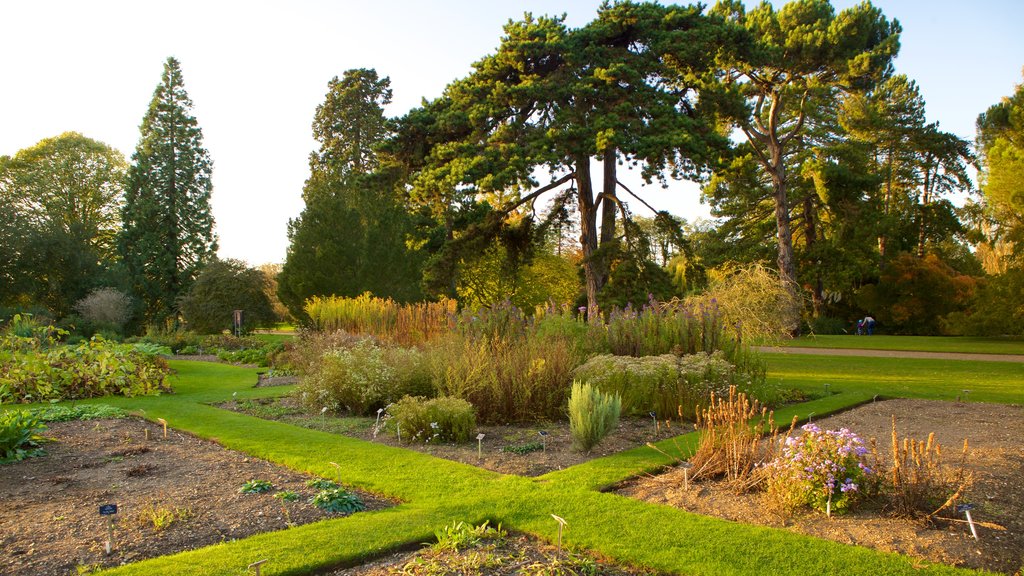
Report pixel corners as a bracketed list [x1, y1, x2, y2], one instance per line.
[221, 396, 685, 477]
[619, 399, 1024, 574]
[0, 418, 392, 576]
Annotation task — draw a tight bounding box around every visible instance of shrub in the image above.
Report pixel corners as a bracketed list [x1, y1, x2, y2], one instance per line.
[942, 268, 1024, 336]
[179, 259, 276, 334]
[132, 329, 203, 353]
[685, 263, 802, 343]
[286, 329, 373, 375]
[574, 351, 741, 419]
[297, 340, 431, 416]
[30, 404, 126, 422]
[239, 479, 274, 494]
[386, 395, 476, 444]
[304, 294, 456, 347]
[427, 332, 582, 423]
[74, 288, 134, 334]
[568, 380, 621, 453]
[0, 334, 171, 403]
[0, 410, 47, 463]
[765, 424, 875, 516]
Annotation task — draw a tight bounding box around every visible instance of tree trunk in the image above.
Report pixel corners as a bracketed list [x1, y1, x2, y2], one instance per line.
[803, 194, 823, 318]
[599, 148, 617, 289]
[916, 165, 932, 258]
[576, 156, 601, 317]
[767, 146, 798, 291]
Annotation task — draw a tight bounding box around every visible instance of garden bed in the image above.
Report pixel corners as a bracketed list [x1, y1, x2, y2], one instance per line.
[0, 417, 392, 576]
[219, 396, 683, 477]
[328, 524, 662, 575]
[619, 399, 1024, 574]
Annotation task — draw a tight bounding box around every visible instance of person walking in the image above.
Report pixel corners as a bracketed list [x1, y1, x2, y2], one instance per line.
[864, 315, 876, 335]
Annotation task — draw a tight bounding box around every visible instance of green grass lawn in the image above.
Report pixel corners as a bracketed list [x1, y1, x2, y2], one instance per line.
[779, 334, 1024, 355]
[252, 332, 296, 345]
[766, 353, 1024, 405]
[7, 356, 1014, 576]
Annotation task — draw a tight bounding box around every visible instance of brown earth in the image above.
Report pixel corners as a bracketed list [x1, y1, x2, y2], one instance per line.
[221, 396, 686, 477]
[619, 399, 1024, 575]
[0, 418, 393, 576]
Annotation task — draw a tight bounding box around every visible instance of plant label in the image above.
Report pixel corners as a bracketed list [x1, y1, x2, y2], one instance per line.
[99, 504, 118, 515]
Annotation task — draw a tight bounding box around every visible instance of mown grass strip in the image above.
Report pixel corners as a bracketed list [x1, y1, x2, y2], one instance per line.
[781, 334, 1024, 355]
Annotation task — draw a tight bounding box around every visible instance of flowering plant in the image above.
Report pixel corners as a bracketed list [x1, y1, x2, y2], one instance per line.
[765, 424, 874, 515]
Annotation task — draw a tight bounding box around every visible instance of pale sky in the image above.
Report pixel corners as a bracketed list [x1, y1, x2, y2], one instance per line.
[2, 1, 1021, 266]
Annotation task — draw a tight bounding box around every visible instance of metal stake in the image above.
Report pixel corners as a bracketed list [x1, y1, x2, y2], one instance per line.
[551, 514, 568, 553]
[248, 559, 268, 575]
[476, 433, 485, 459]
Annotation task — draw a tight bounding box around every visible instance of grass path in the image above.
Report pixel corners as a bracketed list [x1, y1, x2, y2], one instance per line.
[53, 355, 1013, 576]
[777, 335, 1024, 355]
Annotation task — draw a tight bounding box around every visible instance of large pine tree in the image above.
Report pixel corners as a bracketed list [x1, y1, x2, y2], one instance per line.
[120, 57, 217, 326]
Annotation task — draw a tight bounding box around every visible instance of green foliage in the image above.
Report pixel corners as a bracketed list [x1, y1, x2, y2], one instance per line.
[943, 268, 1024, 336]
[297, 340, 432, 415]
[179, 259, 276, 334]
[976, 71, 1024, 259]
[0, 333, 171, 403]
[132, 342, 173, 357]
[765, 424, 874, 515]
[120, 57, 217, 326]
[309, 487, 365, 514]
[274, 490, 300, 503]
[0, 132, 127, 316]
[239, 479, 274, 494]
[573, 351, 743, 419]
[0, 410, 47, 463]
[502, 441, 545, 455]
[568, 380, 621, 453]
[30, 404, 126, 422]
[386, 395, 476, 444]
[216, 342, 282, 367]
[306, 478, 339, 491]
[858, 253, 978, 335]
[303, 294, 455, 348]
[433, 520, 505, 552]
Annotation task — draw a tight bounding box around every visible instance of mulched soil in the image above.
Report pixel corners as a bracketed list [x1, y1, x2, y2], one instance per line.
[220, 396, 685, 477]
[0, 418, 393, 576]
[619, 399, 1024, 575]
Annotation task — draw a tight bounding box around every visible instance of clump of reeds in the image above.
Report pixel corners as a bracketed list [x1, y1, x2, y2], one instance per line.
[888, 416, 973, 519]
[304, 294, 455, 347]
[688, 386, 794, 492]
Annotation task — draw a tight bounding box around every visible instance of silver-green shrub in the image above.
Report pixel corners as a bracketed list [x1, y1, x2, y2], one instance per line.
[386, 395, 476, 443]
[568, 380, 621, 452]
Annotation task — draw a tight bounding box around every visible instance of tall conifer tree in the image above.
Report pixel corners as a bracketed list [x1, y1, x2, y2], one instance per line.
[120, 57, 217, 325]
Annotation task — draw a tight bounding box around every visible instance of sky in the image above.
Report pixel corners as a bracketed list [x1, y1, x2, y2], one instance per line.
[2, 0, 1022, 266]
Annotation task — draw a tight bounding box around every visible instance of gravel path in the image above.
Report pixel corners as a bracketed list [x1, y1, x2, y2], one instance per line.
[757, 346, 1024, 363]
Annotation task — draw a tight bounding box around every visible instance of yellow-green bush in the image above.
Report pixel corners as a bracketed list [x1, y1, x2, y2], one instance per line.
[386, 395, 476, 443]
[568, 381, 621, 453]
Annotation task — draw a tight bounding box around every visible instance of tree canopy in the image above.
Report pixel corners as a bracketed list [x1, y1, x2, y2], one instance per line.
[120, 57, 217, 326]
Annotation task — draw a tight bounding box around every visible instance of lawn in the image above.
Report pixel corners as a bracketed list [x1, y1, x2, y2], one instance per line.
[779, 334, 1024, 355]
[7, 354, 1016, 576]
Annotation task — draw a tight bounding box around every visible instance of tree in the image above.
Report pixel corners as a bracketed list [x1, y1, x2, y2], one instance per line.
[0, 133, 128, 315]
[395, 3, 746, 314]
[179, 260, 274, 334]
[976, 70, 1024, 262]
[278, 69, 424, 319]
[120, 57, 217, 326]
[710, 0, 900, 291]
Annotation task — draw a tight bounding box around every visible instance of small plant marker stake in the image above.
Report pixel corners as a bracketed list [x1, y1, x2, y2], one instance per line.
[157, 418, 168, 439]
[538, 430, 548, 452]
[476, 433, 485, 459]
[374, 408, 383, 436]
[680, 461, 692, 490]
[961, 389, 971, 403]
[824, 383, 831, 396]
[957, 504, 979, 540]
[144, 428, 150, 442]
[329, 461, 342, 485]
[649, 411, 657, 433]
[248, 559, 269, 576]
[807, 412, 815, 423]
[321, 406, 328, 430]
[551, 514, 568, 553]
[99, 504, 117, 555]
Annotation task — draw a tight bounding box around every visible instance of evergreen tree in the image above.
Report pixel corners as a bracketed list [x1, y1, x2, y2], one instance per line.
[278, 69, 424, 319]
[120, 57, 217, 326]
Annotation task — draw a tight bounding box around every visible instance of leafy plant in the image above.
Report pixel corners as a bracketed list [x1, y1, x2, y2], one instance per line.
[132, 342, 173, 357]
[30, 404, 127, 422]
[310, 487, 365, 513]
[502, 441, 544, 455]
[0, 410, 48, 463]
[765, 424, 875, 516]
[433, 520, 505, 552]
[568, 381, 621, 453]
[239, 479, 274, 494]
[306, 477, 339, 490]
[274, 490, 300, 503]
[137, 501, 192, 531]
[386, 395, 476, 443]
